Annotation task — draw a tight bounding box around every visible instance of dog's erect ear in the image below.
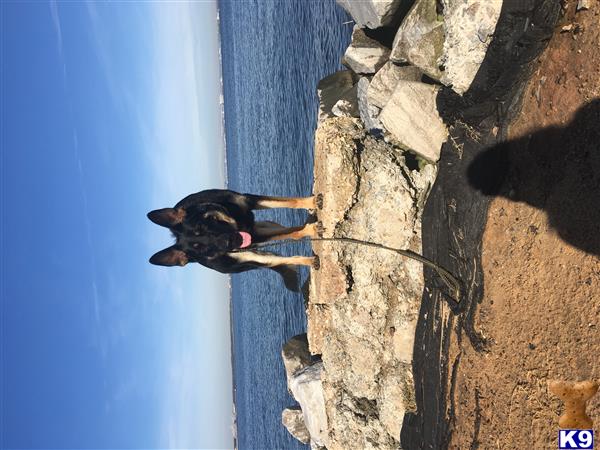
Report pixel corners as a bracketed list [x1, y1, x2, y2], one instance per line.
[147, 208, 185, 228]
[149, 246, 188, 267]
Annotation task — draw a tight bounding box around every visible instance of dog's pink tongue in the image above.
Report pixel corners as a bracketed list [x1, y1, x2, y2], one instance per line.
[239, 232, 252, 248]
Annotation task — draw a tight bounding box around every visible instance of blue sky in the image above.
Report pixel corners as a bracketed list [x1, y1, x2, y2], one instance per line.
[1, 1, 232, 448]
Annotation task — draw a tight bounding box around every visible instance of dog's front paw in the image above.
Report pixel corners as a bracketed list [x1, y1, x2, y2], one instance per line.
[311, 255, 321, 270]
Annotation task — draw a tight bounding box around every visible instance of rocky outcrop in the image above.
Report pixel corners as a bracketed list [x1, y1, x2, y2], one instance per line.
[379, 80, 448, 162]
[282, 408, 311, 444]
[307, 117, 437, 449]
[336, 0, 404, 29]
[283, 0, 507, 446]
[343, 27, 391, 75]
[390, 0, 444, 80]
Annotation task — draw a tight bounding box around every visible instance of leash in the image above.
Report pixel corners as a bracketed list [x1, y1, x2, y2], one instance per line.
[247, 236, 461, 302]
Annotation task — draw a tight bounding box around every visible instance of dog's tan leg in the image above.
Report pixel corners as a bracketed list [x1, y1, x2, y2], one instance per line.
[255, 195, 315, 210]
[269, 222, 318, 241]
[230, 251, 315, 267]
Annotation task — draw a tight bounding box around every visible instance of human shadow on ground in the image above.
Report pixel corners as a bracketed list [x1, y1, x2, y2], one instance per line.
[468, 99, 600, 257]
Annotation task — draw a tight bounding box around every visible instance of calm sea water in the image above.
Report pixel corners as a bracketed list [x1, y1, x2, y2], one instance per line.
[218, 1, 352, 448]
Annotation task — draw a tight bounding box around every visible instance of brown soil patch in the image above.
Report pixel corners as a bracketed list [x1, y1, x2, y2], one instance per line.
[449, 3, 600, 449]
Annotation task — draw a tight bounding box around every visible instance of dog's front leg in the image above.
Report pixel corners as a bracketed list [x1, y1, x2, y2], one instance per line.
[251, 195, 316, 210]
[254, 221, 320, 242]
[229, 251, 317, 268]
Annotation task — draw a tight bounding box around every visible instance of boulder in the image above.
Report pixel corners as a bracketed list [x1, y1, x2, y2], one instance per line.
[367, 62, 422, 108]
[343, 27, 391, 75]
[281, 334, 313, 387]
[357, 77, 384, 133]
[378, 80, 447, 161]
[390, 0, 444, 81]
[439, 0, 503, 94]
[310, 117, 437, 448]
[282, 408, 311, 444]
[336, 0, 404, 29]
[317, 70, 358, 122]
[288, 362, 328, 448]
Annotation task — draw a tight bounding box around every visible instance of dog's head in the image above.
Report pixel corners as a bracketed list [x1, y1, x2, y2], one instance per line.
[147, 203, 252, 266]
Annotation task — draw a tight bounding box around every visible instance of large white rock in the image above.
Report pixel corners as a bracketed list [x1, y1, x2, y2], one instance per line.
[367, 62, 422, 108]
[336, 0, 404, 29]
[440, 0, 503, 94]
[379, 80, 448, 162]
[390, 0, 444, 81]
[289, 362, 328, 448]
[343, 27, 391, 75]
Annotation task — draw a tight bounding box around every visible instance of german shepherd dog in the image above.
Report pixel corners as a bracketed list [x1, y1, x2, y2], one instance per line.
[147, 189, 320, 291]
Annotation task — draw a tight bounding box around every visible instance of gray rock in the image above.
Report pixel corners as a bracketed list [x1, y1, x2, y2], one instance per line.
[317, 70, 358, 123]
[289, 362, 328, 448]
[336, 0, 404, 29]
[367, 62, 422, 108]
[343, 27, 391, 75]
[440, 0, 503, 94]
[282, 334, 313, 387]
[577, 0, 591, 10]
[282, 408, 311, 444]
[390, 0, 444, 81]
[357, 77, 383, 133]
[378, 80, 447, 162]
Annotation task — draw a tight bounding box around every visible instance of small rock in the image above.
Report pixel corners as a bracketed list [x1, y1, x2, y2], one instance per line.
[577, 0, 590, 11]
[317, 70, 358, 122]
[344, 26, 391, 75]
[390, 0, 445, 80]
[282, 334, 313, 387]
[336, 0, 403, 29]
[282, 408, 311, 444]
[331, 84, 359, 118]
[561, 24, 574, 32]
[368, 62, 423, 108]
[379, 80, 448, 161]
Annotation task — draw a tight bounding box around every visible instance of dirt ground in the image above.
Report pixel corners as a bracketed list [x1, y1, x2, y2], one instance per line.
[448, 2, 600, 449]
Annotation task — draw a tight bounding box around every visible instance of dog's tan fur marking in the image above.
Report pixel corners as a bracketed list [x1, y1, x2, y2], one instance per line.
[206, 210, 237, 226]
[269, 222, 318, 241]
[230, 252, 314, 267]
[256, 196, 315, 210]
